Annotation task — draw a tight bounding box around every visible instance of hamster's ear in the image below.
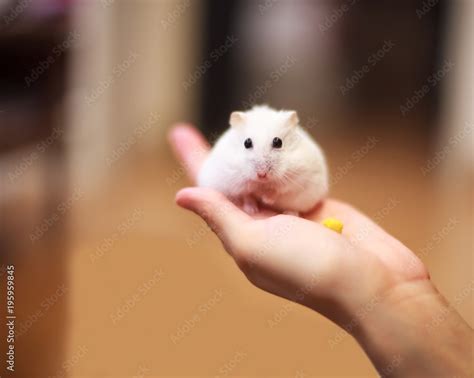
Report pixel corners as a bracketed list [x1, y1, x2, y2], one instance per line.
[285, 111, 299, 128]
[229, 111, 246, 128]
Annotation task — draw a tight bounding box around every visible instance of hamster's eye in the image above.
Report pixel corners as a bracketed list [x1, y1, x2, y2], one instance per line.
[272, 137, 283, 149]
[244, 138, 253, 149]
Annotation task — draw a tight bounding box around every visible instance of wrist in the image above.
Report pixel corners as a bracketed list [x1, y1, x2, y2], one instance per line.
[351, 279, 472, 377]
[353, 278, 438, 343]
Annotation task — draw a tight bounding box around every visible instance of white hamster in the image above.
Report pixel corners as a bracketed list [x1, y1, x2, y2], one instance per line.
[198, 105, 328, 215]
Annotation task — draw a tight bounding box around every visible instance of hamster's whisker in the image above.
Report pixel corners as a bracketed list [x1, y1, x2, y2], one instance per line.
[280, 172, 305, 190]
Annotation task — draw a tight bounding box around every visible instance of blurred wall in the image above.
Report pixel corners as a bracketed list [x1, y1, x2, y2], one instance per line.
[0, 1, 471, 377]
[435, 0, 473, 323]
[67, 0, 201, 194]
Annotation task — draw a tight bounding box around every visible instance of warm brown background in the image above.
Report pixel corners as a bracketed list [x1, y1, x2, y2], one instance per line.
[68, 126, 472, 378]
[4, 118, 472, 377]
[0, 1, 472, 377]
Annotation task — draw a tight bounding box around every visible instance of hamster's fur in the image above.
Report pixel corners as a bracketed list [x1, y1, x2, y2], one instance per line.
[198, 105, 328, 215]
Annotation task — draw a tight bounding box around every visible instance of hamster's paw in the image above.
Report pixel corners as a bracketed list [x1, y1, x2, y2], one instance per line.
[242, 196, 259, 215]
[261, 194, 276, 206]
[283, 210, 299, 217]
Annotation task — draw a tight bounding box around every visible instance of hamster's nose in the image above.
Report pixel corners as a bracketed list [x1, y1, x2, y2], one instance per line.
[257, 172, 267, 179]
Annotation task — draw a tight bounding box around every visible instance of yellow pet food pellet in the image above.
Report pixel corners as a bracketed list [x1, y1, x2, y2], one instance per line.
[322, 217, 344, 234]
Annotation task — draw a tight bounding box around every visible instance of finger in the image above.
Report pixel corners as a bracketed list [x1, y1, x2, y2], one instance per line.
[168, 124, 210, 183]
[176, 187, 252, 252]
[250, 207, 279, 219]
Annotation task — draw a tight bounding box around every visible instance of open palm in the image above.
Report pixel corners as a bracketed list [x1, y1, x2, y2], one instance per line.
[169, 124, 429, 326]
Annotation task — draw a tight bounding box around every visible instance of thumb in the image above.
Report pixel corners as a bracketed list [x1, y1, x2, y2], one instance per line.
[175, 187, 251, 250]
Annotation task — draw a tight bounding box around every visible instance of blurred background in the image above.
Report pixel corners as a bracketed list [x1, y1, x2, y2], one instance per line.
[0, 0, 472, 376]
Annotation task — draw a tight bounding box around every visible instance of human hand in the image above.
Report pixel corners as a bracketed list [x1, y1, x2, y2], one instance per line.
[169, 123, 472, 377]
[168, 124, 429, 325]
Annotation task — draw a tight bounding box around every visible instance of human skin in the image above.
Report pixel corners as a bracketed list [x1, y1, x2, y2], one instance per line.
[168, 123, 473, 377]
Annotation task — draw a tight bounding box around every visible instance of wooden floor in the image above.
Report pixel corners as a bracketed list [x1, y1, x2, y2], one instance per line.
[2, 120, 472, 377]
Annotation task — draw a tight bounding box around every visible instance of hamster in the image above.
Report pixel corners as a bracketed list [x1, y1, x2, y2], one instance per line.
[197, 105, 328, 215]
